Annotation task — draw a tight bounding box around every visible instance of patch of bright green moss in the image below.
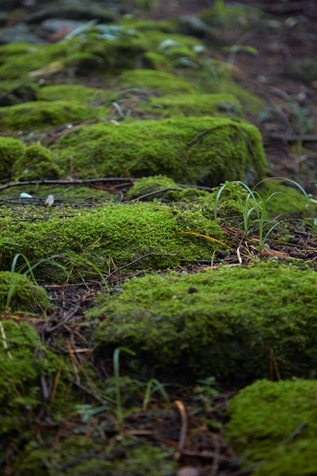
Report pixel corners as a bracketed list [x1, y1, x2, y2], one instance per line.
[0, 202, 223, 283]
[118, 69, 195, 94]
[37, 84, 111, 105]
[227, 379, 317, 475]
[139, 93, 241, 118]
[12, 144, 61, 180]
[0, 136, 25, 180]
[0, 271, 49, 313]
[0, 100, 91, 131]
[91, 262, 317, 383]
[53, 116, 267, 186]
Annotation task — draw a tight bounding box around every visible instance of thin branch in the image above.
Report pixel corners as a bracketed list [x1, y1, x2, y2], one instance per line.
[0, 177, 136, 192]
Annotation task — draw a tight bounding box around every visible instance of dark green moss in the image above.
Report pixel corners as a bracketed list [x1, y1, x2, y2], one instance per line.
[91, 262, 317, 383]
[0, 137, 25, 180]
[12, 144, 61, 180]
[227, 379, 317, 475]
[117, 69, 195, 94]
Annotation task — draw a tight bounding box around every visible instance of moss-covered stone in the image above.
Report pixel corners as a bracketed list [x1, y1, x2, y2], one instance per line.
[0, 100, 91, 131]
[226, 379, 317, 475]
[0, 202, 223, 283]
[53, 116, 267, 186]
[37, 83, 112, 105]
[117, 69, 195, 94]
[0, 271, 50, 313]
[12, 144, 61, 180]
[138, 93, 241, 119]
[0, 136, 25, 180]
[91, 262, 317, 383]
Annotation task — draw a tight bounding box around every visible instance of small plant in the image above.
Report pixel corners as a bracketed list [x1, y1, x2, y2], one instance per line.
[214, 178, 312, 255]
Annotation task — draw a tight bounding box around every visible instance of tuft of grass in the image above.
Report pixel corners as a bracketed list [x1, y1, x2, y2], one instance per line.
[214, 178, 313, 255]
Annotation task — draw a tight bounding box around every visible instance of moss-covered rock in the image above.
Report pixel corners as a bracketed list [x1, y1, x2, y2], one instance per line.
[12, 144, 61, 180]
[0, 136, 25, 180]
[138, 93, 241, 119]
[0, 100, 91, 131]
[226, 379, 317, 475]
[0, 202, 223, 283]
[0, 271, 50, 313]
[91, 262, 317, 383]
[117, 69, 195, 94]
[53, 116, 267, 186]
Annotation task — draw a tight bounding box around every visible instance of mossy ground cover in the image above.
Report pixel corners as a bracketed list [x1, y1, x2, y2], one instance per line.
[227, 379, 317, 475]
[91, 262, 317, 384]
[0, 2, 316, 474]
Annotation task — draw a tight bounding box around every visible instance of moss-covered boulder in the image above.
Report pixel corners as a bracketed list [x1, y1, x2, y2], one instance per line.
[53, 116, 267, 186]
[90, 262, 317, 383]
[0, 202, 223, 283]
[0, 137, 25, 180]
[226, 379, 317, 475]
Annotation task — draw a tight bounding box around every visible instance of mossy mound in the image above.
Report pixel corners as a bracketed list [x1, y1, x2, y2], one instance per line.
[126, 175, 180, 200]
[12, 144, 61, 180]
[0, 136, 25, 180]
[117, 69, 195, 95]
[0, 100, 91, 131]
[227, 379, 317, 475]
[0, 271, 50, 312]
[53, 116, 267, 186]
[0, 320, 69, 440]
[139, 93, 241, 119]
[0, 202, 223, 283]
[91, 262, 317, 384]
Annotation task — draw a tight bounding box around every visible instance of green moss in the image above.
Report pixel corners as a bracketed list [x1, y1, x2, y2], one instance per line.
[37, 84, 111, 104]
[0, 137, 25, 180]
[126, 175, 180, 200]
[0, 100, 91, 131]
[15, 435, 176, 476]
[0, 202, 223, 283]
[260, 183, 312, 216]
[140, 93, 241, 118]
[118, 69, 195, 94]
[91, 262, 317, 383]
[53, 116, 267, 186]
[0, 320, 69, 436]
[0, 271, 50, 313]
[227, 379, 317, 475]
[12, 144, 61, 180]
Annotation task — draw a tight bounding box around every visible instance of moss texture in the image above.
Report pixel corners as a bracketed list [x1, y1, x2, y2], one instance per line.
[227, 379, 317, 475]
[138, 92, 241, 118]
[0, 202, 223, 283]
[117, 69, 195, 94]
[91, 262, 317, 383]
[0, 137, 25, 180]
[0, 271, 50, 313]
[0, 100, 91, 131]
[0, 320, 70, 437]
[53, 116, 267, 186]
[12, 144, 61, 180]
